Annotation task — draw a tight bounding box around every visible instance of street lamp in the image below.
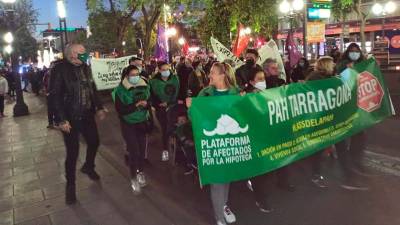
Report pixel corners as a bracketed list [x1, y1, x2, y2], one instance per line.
[4, 45, 12, 54]
[372, 1, 397, 38]
[178, 37, 185, 45]
[166, 27, 177, 37]
[4, 32, 14, 43]
[57, 0, 68, 54]
[279, 0, 307, 58]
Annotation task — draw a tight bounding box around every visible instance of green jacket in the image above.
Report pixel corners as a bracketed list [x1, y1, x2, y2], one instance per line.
[112, 77, 150, 124]
[197, 85, 240, 97]
[149, 72, 180, 106]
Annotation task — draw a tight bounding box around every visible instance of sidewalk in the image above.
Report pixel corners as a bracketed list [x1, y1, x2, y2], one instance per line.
[2, 93, 400, 225]
[0, 94, 206, 225]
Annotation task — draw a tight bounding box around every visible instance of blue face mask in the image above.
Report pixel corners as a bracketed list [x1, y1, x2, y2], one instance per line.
[161, 70, 170, 78]
[349, 52, 361, 61]
[128, 76, 140, 84]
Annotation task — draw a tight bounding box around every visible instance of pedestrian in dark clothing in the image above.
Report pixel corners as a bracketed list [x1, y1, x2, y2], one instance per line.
[176, 57, 193, 102]
[52, 44, 107, 205]
[122, 57, 148, 80]
[290, 57, 310, 82]
[44, 63, 60, 128]
[235, 48, 262, 89]
[305, 56, 336, 188]
[187, 61, 208, 97]
[149, 61, 179, 162]
[5, 69, 15, 98]
[263, 58, 286, 88]
[335, 43, 369, 191]
[0, 73, 8, 117]
[113, 65, 151, 194]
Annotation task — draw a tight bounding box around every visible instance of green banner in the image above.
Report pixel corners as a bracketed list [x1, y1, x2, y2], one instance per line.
[189, 58, 394, 185]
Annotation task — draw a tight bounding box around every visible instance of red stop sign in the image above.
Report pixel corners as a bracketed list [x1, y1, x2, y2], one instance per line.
[357, 71, 384, 112]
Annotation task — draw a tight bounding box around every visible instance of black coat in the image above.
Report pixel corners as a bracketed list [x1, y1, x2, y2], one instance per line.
[51, 60, 103, 123]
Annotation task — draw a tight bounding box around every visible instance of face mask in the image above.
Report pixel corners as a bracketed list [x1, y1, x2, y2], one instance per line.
[161, 70, 170, 78]
[128, 76, 140, 85]
[349, 52, 360, 61]
[78, 53, 89, 63]
[246, 59, 255, 66]
[254, 81, 266, 90]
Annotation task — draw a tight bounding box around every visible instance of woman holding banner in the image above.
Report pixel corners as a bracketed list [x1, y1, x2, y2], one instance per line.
[336, 43, 369, 191]
[188, 62, 239, 225]
[112, 65, 151, 193]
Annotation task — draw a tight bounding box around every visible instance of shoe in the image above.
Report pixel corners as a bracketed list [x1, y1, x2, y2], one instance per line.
[277, 182, 296, 192]
[223, 205, 236, 224]
[255, 201, 273, 213]
[246, 180, 254, 192]
[130, 179, 141, 193]
[184, 165, 194, 175]
[161, 150, 169, 161]
[80, 166, 100, 181]
[137, 172, 147, 187]
[47, 124, 54, 129]
[65, 185, 77, 205]
[341, 180, 369, 191]
[311, 175, 328, 188]
[216, 221, 227, 225]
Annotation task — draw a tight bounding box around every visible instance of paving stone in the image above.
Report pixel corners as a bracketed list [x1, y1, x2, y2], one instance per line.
[0, 185, 13, 200]
[0, 210, 13, 225]
[49, 208, 91, 225]
[15, 215, 51, 225]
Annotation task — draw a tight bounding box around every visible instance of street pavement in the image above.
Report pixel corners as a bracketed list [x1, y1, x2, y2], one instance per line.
[0, 92, 400, 225]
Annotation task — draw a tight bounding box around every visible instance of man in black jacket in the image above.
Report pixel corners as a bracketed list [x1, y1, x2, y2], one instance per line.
[235, 48, 262, 89]
[51, 44, 106, 204]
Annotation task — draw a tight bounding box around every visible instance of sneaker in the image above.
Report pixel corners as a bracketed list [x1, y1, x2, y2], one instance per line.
[184, 166, 194, 175]
[216, 220, 227, 225]
[246, 180, 254, 192]
[65, 185, 77, 205]
[223, 205, 236, 224]
[161, 150, 169, 161]
[137, 172, 147, 187]
[130, 179, 141, 193]
[255, 201, 273, 213]
[341, 180, 369, 191]
[80, 166, 100, 181]
[311, 175, 328, 188]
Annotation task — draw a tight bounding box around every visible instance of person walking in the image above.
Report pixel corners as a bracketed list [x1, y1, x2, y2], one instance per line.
[52, 44, 107, 204]
[187, 61, 208, 97]
[235, 48, 262, 89]
[0, 72, 8, 117]
[149, 61, 179, 161]
[113, 65, 150, 193]
[188, 62, 239, 225]
[263, 58, 286, 88]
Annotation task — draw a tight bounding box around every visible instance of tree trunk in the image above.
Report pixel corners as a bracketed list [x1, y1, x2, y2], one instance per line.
[340, 14, 345, 52]
[356, 0, 367, 53]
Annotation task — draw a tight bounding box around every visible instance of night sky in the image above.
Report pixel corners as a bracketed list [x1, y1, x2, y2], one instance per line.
[32, 0, 88, 35]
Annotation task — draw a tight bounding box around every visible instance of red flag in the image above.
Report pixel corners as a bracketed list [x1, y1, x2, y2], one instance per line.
[233, 23, 251, 57]
[182, 42, 189, 55]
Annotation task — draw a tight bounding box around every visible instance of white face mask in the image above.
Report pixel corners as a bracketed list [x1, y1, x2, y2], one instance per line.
[349, 52, 361, 61]
[254, 81, 266, 90]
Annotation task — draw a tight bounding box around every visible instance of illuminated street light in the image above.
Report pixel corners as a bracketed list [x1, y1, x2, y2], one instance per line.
[279, 0, 291, 14]
[292, 0, 304, 11]
[166, 27, 177, 37]
[384, 1, 397, 14]
[57, 0, 66, 19]
[122, 41, 126, 46]
[4, 45, 12, 54]
[372, 3, 383, 15]
[244, 27, 252, 35]
[178, 37, 185, 45]
[4, 32, 13, 44]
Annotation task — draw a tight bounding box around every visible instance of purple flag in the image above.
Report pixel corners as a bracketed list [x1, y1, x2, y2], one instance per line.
[286, 31, 302, 68]
[154, 24, 168, 62]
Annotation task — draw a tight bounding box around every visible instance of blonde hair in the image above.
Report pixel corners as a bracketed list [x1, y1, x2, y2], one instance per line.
[314, 56, 335, 75]
[212, 62, 237, 88]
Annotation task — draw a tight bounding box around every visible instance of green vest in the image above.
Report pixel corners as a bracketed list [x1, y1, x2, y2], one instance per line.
[112, 80, 150, 124]
[149, 73, 180, 105]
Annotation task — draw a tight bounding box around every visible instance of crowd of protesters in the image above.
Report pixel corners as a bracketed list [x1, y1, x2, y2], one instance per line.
[2, 42, 372, 225]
